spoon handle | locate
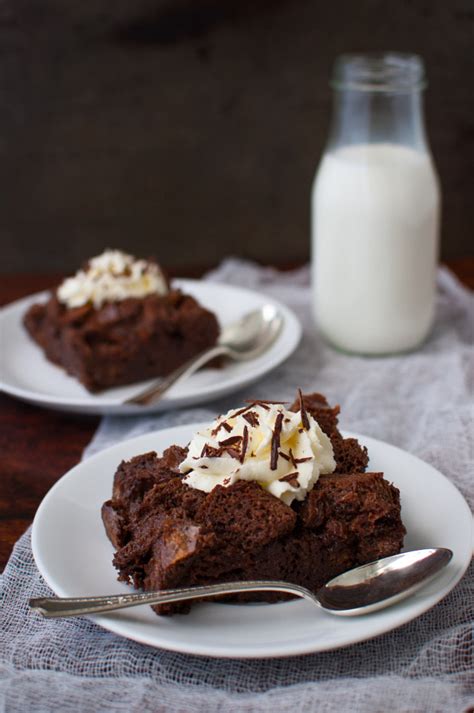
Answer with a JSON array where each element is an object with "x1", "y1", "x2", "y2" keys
[
  {"x1": 124, "y1": 344, "x2": 228, "y2": 406},
  {"x1": 30, "y1": 581, "x2": 317, "y2": 618}
]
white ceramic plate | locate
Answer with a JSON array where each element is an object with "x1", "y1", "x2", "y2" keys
[
  {"x1": 31, "y1": 424, "x2": 472, "y2": 659},
  {"x1": 0, "y1": 280, "x2": 301, "y2": 415}
]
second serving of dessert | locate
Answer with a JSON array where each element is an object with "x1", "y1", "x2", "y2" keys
[
  {"x1": 102, "y1": 390, "x2": 406, "y2": 614},
  {"x1": 23, "y1": 249, "x2": 220, "y2": 392}
]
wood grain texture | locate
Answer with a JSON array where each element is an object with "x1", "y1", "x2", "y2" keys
[
  {"x1": 0, "y1": 260, "x2": 472, "y2": 571},
  {"x1": 0, "y1": 395, "x2": 99, "y2": 569},
  {"x1": 0, "y1": 0, "x2": 473, "y2": 272}
]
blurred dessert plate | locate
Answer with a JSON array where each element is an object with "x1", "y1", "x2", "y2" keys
[{"x1": 0, "y1": 280, "x2": 301, "y2": 415}]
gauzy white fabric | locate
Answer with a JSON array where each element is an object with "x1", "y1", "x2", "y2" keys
[{"x1": 1, "y1": 259, "x2": 473, "y2": 713}]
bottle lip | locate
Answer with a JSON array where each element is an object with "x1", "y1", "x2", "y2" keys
[{"x1": 331, "y1": 53, "x2": 427, "y2": 92}]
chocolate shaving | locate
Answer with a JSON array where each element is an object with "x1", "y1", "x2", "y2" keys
[
  {"x1": 288, "y1": 448, "x2": 297, "y2": 468},
  {"x1": 200, "y1": 443, "x2": 241, "y2": 460},
  {"x1": 211, "y1": 420, "x2": 232, "y2": 436},
  {"x1": 200, "y1": 443, "x2": 220, "y2": 458},
  {"x1": 279, "y1": 451, "x2": 290, "y2": 461},
  {"x1": 294, "y1": 456, "x2": 312, "y2": 464},
  {"x1": 241, "y1": 425, "x2": 249, "y2": 463},
  {"x1": 298, "y1": 388, "x2": 310, "y2": 430},
  {"x1": 243, "y1": 411, "x2": 260, "y2": 427},
  {"x1": 270, "y1": 412, "x2": 284, "y2": 471},
  {"x1": 218, "y1": 435, "x2": 243, "y2": 447},
  {"x1": 232, "y1": 399, "x2": 286, "y2": 418},
  {"x1": 231, "y1": 403, "x2": 255, "y2": 418},
  {"x1": 200, "y1": 465, "x2": 208, "y2": 469},
  {"x1": 279, "y1": 472, "x2": 299, "y2": 487}
]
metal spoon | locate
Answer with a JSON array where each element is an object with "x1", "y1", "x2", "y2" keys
[
  {"x1": 29, "y1": 548, "x2": 452, "y2": 619},
  {"x1": 124, "y1": 304, "x2": 283, "y2": 406}
]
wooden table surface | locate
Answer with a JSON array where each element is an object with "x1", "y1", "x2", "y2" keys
[{"x1": 1, "y1": 259, "x2": 473, "y2": 571}]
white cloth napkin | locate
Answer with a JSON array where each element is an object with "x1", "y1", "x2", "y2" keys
[{"x1": 1, "y1": 259, "x2": 473, "y2": 713}]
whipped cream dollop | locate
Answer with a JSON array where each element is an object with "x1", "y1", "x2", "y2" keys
[
  {"x1": 179, "y1": 399, "x2": 336, "y2": 505},
  {"x1": 57, "y1": 249, "x2": 168, "y2": 309}
]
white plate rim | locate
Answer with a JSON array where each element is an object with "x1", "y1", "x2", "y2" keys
[
  {"x1": 0, "y1": 279, "x2": 302, "y2": 414},
  {"x1": 31, "y1": 424, "x2": 473, "y2": 659}
]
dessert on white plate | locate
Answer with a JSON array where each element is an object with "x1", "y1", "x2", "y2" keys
[
  {"x1": 23, "y1": 249, "x2": 220, "y2": 393},
  {"x1": 0, "y1": 275, "x2": 301, "y2": 414}
]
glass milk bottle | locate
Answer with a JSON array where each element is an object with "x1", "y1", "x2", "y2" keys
[{"x1": 311, "y1": 54, "x2": 440, "y2": 354}]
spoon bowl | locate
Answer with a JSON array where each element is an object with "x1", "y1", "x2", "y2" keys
[
  {"x1": 30, "y1": 548, "x2": 452, "y2": 619},
  {"x1": 219, "y1": 304, "x2": 283, "y2": 357},
  {"x1": 317, "y1": 547, "x2": 453, "y2": 615}
]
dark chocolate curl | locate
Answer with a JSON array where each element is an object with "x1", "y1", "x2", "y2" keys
[
  {"x1": 298, "y1": 388, "x2": 310, "y2": 430},
  {"x1": 270, "y1": 412, "x2": 284, "y2": 471},
  {"x1": 241, "y1": 425, "x2": 249, "y2": 463},
  {"x1": 218, "y1": 435, "x2": 243, "y2": 447},
  {"x1": 279, "y1": 472, "x2": 300, "y2": 487}
]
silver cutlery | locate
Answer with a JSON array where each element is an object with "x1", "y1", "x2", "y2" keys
[{"x1": 30, "y1": 548, "x2": 452, "y2": 619}]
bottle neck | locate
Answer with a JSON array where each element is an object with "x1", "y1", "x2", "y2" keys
[{"x1": 327, "y1": 88, "x2": 429, "y2": 152}]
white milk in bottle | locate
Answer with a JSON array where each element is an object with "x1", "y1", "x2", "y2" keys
[{"x1": 312, "y1": 54, "x2": 440, "y2": 354}]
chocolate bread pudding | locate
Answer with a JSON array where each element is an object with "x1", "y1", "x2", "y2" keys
[
  {"x1": 102, "y1": 391, "x2": 406, "y2": 615},
  {"x1": 23, "y1": 249, "x2": 220, "y2": 392}
]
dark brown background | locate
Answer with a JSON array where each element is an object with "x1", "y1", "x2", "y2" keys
[{"x1": 1, "y1": 0, "x2": 473, "y2": 273}]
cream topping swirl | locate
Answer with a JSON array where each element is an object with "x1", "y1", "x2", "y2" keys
[
  {"x1": 57, "y1": 249, "x2": 168, "y2": 309},
  {"x1": 179, "y1": 400, "x2": 336, "y2": 505}
]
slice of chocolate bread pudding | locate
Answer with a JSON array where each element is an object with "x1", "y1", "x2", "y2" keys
[
  {"x1": 102, "y1": 392, "x2": 405, "y2": 614},
  {"x1": 24, "y1": 249, "x2": 219, "y2": 392}
]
